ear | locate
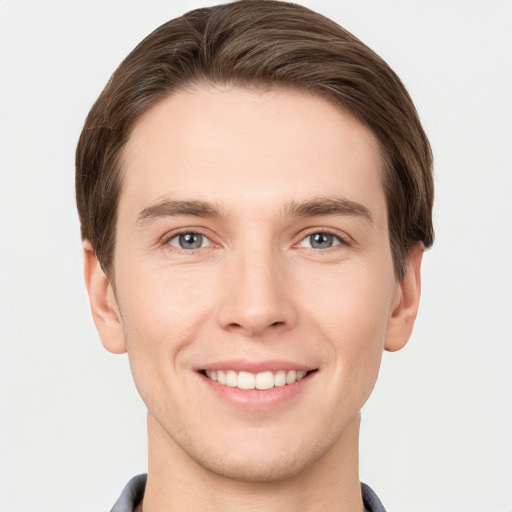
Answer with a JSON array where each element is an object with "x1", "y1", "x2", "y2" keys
[
  {"x1": 83, "y1": 240, "x2": 127, "y2": 354},
  {"x1": 384, "y1": 243, "x2": 424, "y2": 352}
]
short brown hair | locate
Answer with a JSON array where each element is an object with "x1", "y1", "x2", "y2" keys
[{"x1": 76, "y1": 0, "x2": 433, "y2": 279}]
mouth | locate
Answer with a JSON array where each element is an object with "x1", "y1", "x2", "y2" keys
[{"x1": 200, "y1": 368, "x2": 316, "y2": 390}]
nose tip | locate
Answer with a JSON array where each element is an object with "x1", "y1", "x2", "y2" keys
[
  {"x1": 223, "y1": 309, "x2": 287, "y2": 336},
  {"x1": 217, "y1": 255, "x2": 297, "y2": 337}
]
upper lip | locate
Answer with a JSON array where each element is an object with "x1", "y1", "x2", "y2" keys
[{"x1": 196, "y1": 360, "x2": 315, "y2": 373}]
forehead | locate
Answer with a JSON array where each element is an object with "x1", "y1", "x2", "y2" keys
[{"x1": 119, "y1": 86, "x2": 386, "y2": 222}]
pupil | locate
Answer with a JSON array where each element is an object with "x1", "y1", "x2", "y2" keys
[
  {"x1": 311, "y1": 233, "x2": 332, "y2": 248},
  {"x1": 179, "y1": 233, "x2": 202, "y2": 249}
]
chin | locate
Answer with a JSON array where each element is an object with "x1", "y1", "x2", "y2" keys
[
  {"x1": 166, "y1": 419, "x2": 345, "y2": 484},
  {"x1": 189, "y1": 444, "x2": 325, "y2": 483}
]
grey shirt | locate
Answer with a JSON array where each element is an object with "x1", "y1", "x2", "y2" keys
[{"x1": 110, "y1": 474, "x2": 387, "y2": 512}]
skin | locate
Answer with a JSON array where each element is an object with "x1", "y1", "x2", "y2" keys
[{"x1": 84, "y1": 86, "x2": 423, "y2": 512}]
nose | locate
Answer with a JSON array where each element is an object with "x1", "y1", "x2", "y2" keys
[{"x1": 217, "y1": 245, "x2": 298, "y2": 337}]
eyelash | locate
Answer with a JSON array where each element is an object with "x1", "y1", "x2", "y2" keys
[
  {"x1": 294, "y1": 229, "x2": 350, "y2": 250},
  {"x1": 162, "y1": 229, "x2": 215, "y2": 253},
  {"x1": 161, "y1": 227, "x2": 350, "y2": 254}
]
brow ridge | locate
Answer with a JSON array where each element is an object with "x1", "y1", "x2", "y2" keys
[
  {"x1": 137, "y1": 200, "x2": 221, "y2": 225},
  {"x1": 284, "y1": 196, "x2": 373, "y2": 223},
  {"x1": 137, "y1": 196, "x2": 373, "y2": 225}
]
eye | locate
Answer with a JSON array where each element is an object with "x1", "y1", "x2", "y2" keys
[
  {"x1": 300, "y1": 232, "x2": 342, "y2": 249},
  {"x1": 167, "y1": 232, "x2": 210, "y2": 250}
]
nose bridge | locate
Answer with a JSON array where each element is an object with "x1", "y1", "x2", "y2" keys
[{"x1": 218, "y1": 239, "x2": 296, "y2": 335}]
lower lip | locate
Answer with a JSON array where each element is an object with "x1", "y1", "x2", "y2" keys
[{"x1": 199, "y1": 372, "x2": 314, "y2": 410}]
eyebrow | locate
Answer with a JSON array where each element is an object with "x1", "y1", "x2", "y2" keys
[
  {"x1": 137, "y1": 200, "x2": 222, "y2": 225},
  {"x1": 136, "y1": 196, "x2": 373, "y2": 225},
  {"x1": 284, "y1": 196, "x2": 373, "y2": 223}
]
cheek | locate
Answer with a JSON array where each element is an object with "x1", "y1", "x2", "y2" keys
[
  {"x1": 303, "y1": 261, "x2": 394, "y2": 338},
  {"x1": 116, "y1": 267, "x2": 217, "y2": 379},
  {"x1": 118, "y1": 262, "x2": 215, "y2": 333},
  {"x1": 302, "y1": 265, "x2": 395, "y2": 393},
  {"x1": 116, "y1": 271, "x2": 213, "y2": 418}
]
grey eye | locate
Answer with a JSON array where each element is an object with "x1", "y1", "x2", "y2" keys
[
  {"x1": 301, "y1": 232, "x2": 341, "y2": 249},
  {"x1": 168, "y1": 232, "x2": 206, "y2": 249}
]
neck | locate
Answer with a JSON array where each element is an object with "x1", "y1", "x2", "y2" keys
[{"x1": 141, "y1": 413, "x2": 366, "y2": 512}]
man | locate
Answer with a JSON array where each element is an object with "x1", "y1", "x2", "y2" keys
[{"x1": 76, "y1": 1, "x2": 433, "y2": 511}]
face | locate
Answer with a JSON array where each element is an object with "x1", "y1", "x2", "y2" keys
[{"x1": 87, "y1": 86, "x2": 420, "y2": 482}]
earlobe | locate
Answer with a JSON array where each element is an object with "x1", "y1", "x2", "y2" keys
[
  {"x1": 83, "y1": 240, "x2": 127, "y2": 354},
  {"x1": 384, "y1": 244, "x2": 424, "y2": 352}
]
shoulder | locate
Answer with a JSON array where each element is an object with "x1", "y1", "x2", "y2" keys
[
  {"x1": 361, "y1": 482, "x2": 387, "y2": 512},
  {"x1": 108, "y1": 475, "x2": 386, "y2": 512},
  {"x1": 109, "y1": 474, "x2": 147, "y2": 512}
]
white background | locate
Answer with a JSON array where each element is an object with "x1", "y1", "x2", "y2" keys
[{"x1": 0, "y1": 1, "x2": 511, "y2": 511}]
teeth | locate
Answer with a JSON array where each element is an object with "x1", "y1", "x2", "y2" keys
[
  {"x1": 238, "y1": 371, "x2": 255, "y2": 390},
  {"x1": 256, "y1": 371, "x2": 274, "y2": 390},
  {"x1": 204, "y1": 369, "x2": 309, "y2": 390},
  {"x1": 205, "y1": 370, "x2": 218, "y2": 382},
  {"x1": 286, "y1": 370, "x2": 296, "y2": 384},
  {"x1": 226, "y1": 370, "x2": 238, "y2": 387},
  {"x1": 274, "y1": 370, "x2": 286, "y2": 387}
]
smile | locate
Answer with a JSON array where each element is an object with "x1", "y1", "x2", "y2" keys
[{"x1": 203, "y1": 369, "x2": 309, "y2": 390}]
